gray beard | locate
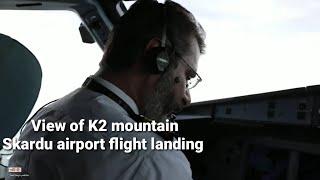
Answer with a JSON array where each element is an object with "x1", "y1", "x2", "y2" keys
[{"x1": 143, "y1": 67, "x2": 178, "y2": 122}]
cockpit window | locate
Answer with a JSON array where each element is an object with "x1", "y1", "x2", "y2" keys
[
  {"x1": 174, "y1": 0, "x2": 320, "y2": 102},
  {"x1": 127, "y1": 0, "x2": 320, "y2": 102},
  {"x1": 2, "y1": 0, "x2": 320, "y2": 106},
  {"x1": 0, "y1": 10, "x2": 103, "y2": 115}
]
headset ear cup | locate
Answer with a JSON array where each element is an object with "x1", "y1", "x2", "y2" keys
[
  {"x1": 144, "y1": 47, "x2": 161, "y2": 74},
  {"x1": 144, "y1": 47, "x2": 169, "y2": 74},
  {"x1": 156, "y1": 49, "x2": 169, "y2": 72}
]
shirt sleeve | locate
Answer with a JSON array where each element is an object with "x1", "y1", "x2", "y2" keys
[{"x1": 132, "y1": 151, "x2": 193, "y2": 180}]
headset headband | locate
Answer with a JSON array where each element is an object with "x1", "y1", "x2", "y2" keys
[{"x1": 161, "y1": 1, "x2": 167, "y2": 48}]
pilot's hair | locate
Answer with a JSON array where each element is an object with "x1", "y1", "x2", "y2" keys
[{"x1": 99, "y1": 0, "x2": 206, "y2": 71}]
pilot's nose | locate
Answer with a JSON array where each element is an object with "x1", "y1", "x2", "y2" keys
[{"x1": 182, "y1": 89, "x2": 191, "y2": 107}]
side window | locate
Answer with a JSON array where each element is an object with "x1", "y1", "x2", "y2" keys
[
  {"x1": 2, "y1": 1, "x2": 320, "y2": 105},
  {"x1": 157, "y1": 0, "x2": 320, "y2": 102},
  {"x1": 0, "y1": 10, "x2": 103, "y2": 114}
]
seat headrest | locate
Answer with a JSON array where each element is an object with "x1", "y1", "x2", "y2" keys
[{"x1": 0, "y1": 33, "x2": 42, "y2": 144}]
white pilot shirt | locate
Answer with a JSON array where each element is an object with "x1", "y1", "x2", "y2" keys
[{"x1": 7, "y1": 75, "x2": 193, "y2": 180}]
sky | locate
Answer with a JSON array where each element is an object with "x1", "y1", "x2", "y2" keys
[
  {"x1": 0, "y1": 0, "x2": 320, "y2": 116},
  {"x1": 175, "y1": 0, "x2": 320, "y2": 102}
]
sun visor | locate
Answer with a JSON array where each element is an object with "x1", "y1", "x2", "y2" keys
[{"x1": 0, "y1": 33, "x2": 42, "y2": 143}]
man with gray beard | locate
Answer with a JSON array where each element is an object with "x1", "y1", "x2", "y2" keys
[
  {"x1": 7, "y1": 0, "x2": 205, "y2": 180},
  {"x1": 142, "y1": 63, "x2": 180, "y2": 122}
]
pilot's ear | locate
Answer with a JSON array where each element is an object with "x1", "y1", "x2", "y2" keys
[
  {"x1": 141, "y1": 37, "x2": 165, "y2": 74},
  {"x1": 144, "y1": 37, "x2": 161, "y2": 54}
]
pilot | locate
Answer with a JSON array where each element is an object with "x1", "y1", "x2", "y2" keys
[{"x1": 7, "y1": 0, "x2": 205, "y2": 179}]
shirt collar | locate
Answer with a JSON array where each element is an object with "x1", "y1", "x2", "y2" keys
[{"x1": 90, "y1": 75, "x2": 140, "y2": 115}]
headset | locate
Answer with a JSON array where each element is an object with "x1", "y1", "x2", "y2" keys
[{"x1": 146, "y1": 0, "x2": 171, "y2": 74}]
